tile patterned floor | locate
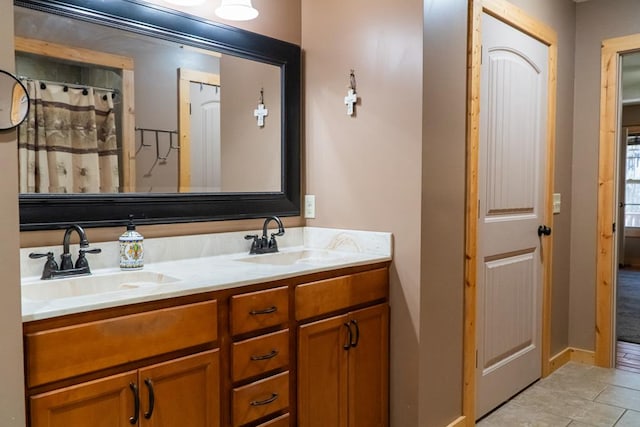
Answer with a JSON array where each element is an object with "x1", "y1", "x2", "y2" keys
[{"x1": 477, "y1": 362, "x2": 640, "y2": 426}]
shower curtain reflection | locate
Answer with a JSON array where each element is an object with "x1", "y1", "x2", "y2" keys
[{"x1": 17, "y1": 79, "x2": 119, "y2": 193}]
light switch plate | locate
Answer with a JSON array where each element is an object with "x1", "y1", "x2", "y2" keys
[
  {"x1": 304, "y1": 195, "x2": 316, "y2": 219},
  {"x1": 553, "y1": 193, "x2": 561, "y2": 214}
]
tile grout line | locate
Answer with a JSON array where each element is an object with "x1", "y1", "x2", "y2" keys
[{"x1": 611, "y1": 408, "x2": 626, "y2": 426}]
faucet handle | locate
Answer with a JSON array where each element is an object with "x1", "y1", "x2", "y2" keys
[
  {"x1": 29, "y1": 252, "x2": 60, "y2": 280},
  {"x1": 29, "y1": 251, "x2": 59, "y2": 267},
  {"x1": 80, "y1": 248, "x2": 102, "y2": 255},
  {"x1": 29, "y1": 251, "x2": 55, "y2": 260},
  {"x1": 75, "y1": 247, "x2": 102, "y2": 270},
  {"x1": 245, "y1": 234, "x2": 262, "y2": 254}
]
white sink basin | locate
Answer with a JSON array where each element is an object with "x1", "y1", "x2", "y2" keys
[
  {"x1": 21, "y1": 271, "x2": 180, "y2": 300},
  {"x1": 236, "y1": 249, "x2": 351, "y2": 266}
]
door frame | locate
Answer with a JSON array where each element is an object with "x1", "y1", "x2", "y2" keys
[
  {"x1": 177, "y1": 67, "x2": 221, "y2": 193},
  {"x1": 595, "y1": 34, "x2": 640, "y2": 368},
  {"x1": 464, "y1": 0, "x2": 558, "y2": 422}
]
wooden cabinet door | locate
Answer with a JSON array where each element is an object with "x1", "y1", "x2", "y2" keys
[
  {"x1": 30, "y1": 371, "x2": 137, "y2": 427},
  {"x1": 298, "y1": 313, "x2": 349, "y2": 427},
  {"x1": 347, "y1": 304, "x2": 389, "y2": 427},
  {"x1": 139, "y1": 350, "x2": 220, "y2": 427}
]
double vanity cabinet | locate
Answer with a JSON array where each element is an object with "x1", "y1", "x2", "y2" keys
[{"x1": 23, "y1": 261, "x2": 390, "y2": 427}]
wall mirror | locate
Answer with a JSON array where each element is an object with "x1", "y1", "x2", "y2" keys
[
  {"x1": 15, "y1": 0, "x2": 300, "y2": 230},
  {"x1": 0, "y1": 69, "x2": 29, "y2": 130}
]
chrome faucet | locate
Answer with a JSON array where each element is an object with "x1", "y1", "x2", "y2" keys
[
  {"x1": 29, "y1": 224, "x2": 102, "y2": 280},
  {"x1": 245, "y1": 216, "x2": 285, "y2": 254}
]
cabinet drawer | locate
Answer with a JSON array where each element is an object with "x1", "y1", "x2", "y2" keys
[
  {"x1": 256, "y1": 413, "x2": 289, "y2": 427},
  {"x1": 232, "y1": 371, "x2": 289, "y2": 427},
  {"x1": 232, "y1": 329, "x2": 289, "y2": 382},
  {"x1": 26, "y1": 300, "x2": 218, "y2": 388},
  {"x1": 295, "y1": 268, "x2": 388, "y2": 320},
  {"x1": 231, "y1": 286, "x2": 289, "y2": 335}
]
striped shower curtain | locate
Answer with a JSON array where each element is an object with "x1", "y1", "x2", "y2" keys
[{"x1": 18, "y1": 80, "x2": 120, "y2": 193}]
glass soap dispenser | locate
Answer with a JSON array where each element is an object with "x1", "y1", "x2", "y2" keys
[{"x1": 119, "y1": 215, "x2": 144, "y2": 270}]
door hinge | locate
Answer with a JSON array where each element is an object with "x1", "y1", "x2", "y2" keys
[
  {"x1": 189, "y1": 102, "x2": 192, "y2": 115},
  {"x1": 480, "y1": 45, "x2": 483, "y2": 65},
  {"x1": 475, "y1": 350, "x2": 478, "y2": 368},
  {"x1": 613, "y1": 222, "x2": 616, "y2": 233},
  {"x1": 478, "y1": 200, "x2": 480, "y2": 219}
]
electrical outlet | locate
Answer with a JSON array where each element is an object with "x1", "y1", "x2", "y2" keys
[{"x1": 304, "y1": 195, "x2": 316, "y2": 219}]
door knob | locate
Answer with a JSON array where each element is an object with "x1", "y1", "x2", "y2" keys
[{"x1": 537, "y1": 225, "x2": 552, "y2": 237}]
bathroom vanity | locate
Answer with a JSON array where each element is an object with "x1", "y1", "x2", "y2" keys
[{"x1": 21, "y1": 227, "x2": 391, "y2": 427}]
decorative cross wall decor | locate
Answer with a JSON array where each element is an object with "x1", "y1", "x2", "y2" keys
[
  {"x1": 254, "y1": 88, "x2": 268, "y2": 127},
  {"x1": 344, "y1": 89, "x2": 357, "y2": 116},
  {"x1": 254, "y1": 103, "x2": 268, "y2": 127},
  {"x1": 344, "y1": 69, "x2": 358, "y2": 116}
]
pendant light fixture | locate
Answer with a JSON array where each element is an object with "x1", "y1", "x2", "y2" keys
[{"x1": 215, "y1": 0, "x2": 259, "y2": 21}]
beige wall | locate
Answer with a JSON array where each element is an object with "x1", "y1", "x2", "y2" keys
[
  {"x1": 301, "y1": 0, "x2": 424, "y2": 425},
  {"x1": 571, "y1": 0, "x2": 640, "y2": 350},
  {"x1": 0, "y1": 0, "x2": 26, "y2": 423},
  {"x1": 421, "y1": 0, "x2": 467, "y2": 424}
]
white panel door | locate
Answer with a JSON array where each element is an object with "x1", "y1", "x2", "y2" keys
[
  {"x1": 477, "y1": 12, "x2": 549, "y2": 418},
  {"x1": 189, "y1": 82, "x2": 221, "y2": 192}
]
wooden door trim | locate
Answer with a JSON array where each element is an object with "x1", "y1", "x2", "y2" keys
[
  {"x1": 177, "y1": 68, "x2": 221, "y2": 192},
  {"x1": 464, "y1": 0, "x2": 557, "y2": 423},
  {"x1": 595, "y1": 33, "x2": 640, "y2": 368}
]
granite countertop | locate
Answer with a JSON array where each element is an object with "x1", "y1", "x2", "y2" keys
[{"x1": 20, "y1": 227, "x2": 392, "y2": 322}]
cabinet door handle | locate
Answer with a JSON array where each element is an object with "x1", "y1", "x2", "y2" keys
[
  {"x1": 144, "y1": 378, "x2": 155, "y2": 419},
  {"x1": 129, "y1": 382, "x2": 139, "y2": 425},
  {"x1": 350, "y1": 319, "x2": 360, "y2": 348},
  {"x1": 250, "y1": 392, "x2": 279, "y2": 406},
  {"x1": 250, "y1": 349, "x2": 279, "y2": 361},
  {"x1": 343, "y1": 323, "x2": 352, "y2": 350},
  {"x1": 249, "y1": 306, "x2": 277, "y2": 315}
]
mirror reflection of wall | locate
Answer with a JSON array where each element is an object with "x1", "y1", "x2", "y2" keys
[
  {"x1": 13, "y1": 5, "x2": 282, "y2": 195},
  {"x1": 220, "y1": 55, "x2": 282, "y2": 193}
]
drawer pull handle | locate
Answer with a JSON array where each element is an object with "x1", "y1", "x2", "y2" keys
[
  {"x1": 129, "y1": 382, "x2": 139, "y2": 425},
  {"x1": 144, "y1": 378, "x2": 155, "y2": 419},
  {"x1": 250, "y1": 306, "x2": 277, "y2": 315},
  {"x1": 250, "y1": 392, "x2": 279, "y2": 406},
  {"x1": 250, "y1": 349, "x2": 279, "y2": 361}
]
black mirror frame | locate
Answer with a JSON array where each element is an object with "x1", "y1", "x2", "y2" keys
[
  {"x1": 0, "y1": 69, "x2": 29, "y2": 130},
  {"x1": 16, "y1": 0, "x2": 300, "y2": 231}
]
